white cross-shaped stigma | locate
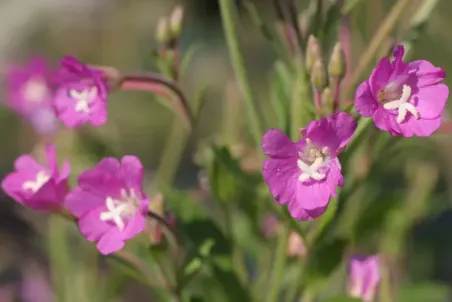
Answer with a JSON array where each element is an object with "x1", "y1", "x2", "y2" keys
[
  {"x1": 382, "y1": 84, "x2": 419, "y2": 124},
  {"x1": 22, "y1": 171, "x2": 50, "y2": 192},
  {"x1": 297, "y1": 157, "x2": 326, "y2": 182},
  {"x1": 70, "y1": 87, "x2": 98, "y2": 113},
  {"x1": 100, "y1": 197, "x2": 128, "y2": 231}
]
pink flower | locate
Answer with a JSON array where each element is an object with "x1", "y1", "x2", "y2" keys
[
  {"x1": 4, "y1": 57, "x2": 58, "y2": 136},
  {"x1": 53, "y1": 56, "x2": 108, "y2": 128},
  {"x1": 262, "y1": 112, "x2": 357, "y2": 220},
  {"x1": 65, "y1": 156, "x2": 149, "y2": 255},
  {"x1": 348, "y1": 255, "x2": 380, "y2": 302},
  {"x1": 1, "y1": 144, "x2": 70, "y2": 211},
  {"x1": 355, "y1": 45, "x2": 449, "y2": 137}
]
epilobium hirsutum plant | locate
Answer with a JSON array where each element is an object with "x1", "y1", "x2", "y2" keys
[{"x1": 0, "y1": 0, "x2": 450, "y2": 301}]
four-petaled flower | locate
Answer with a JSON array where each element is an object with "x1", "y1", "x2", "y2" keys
[
  {"x1": 1, "y1": 144, "x2": 70, "y2": 210},
  {"x1": 355, "y1": 45, "x2": 449, "y2": 137},
  {"x1": 53, "y1": 56, "x2": 108, "y2": 128},
  {"x1": 262, "y1": 112, "x2": 357, "y2": 220},
  {"x1": 348, "y1": 255, "x2": 381, "y2": 302},
  {"x1": 4, "y1": 56, "x2": 59, "y2": 136},
  {"x1": 65, "y1": 156, "x2": 149, "y2": 255}
]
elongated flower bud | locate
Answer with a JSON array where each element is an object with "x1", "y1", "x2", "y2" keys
[
  {"x1": 311, "y1": 59, "x2": 327, "y2": 90},
  {"x1": 306, "y1": 35, "x2": 322, "y2": 72},
  {"x1": 156, "y1": 17, "x2": 171, "y2": 45},
  {"x1": 169, "y1": 6, "x2": 184, "y2": 38},
  {"x1": 328, "y1": 42, "x2": 346, "y2": 80}
]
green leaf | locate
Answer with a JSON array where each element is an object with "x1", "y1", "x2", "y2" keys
[
  {"x1": 107, "y1": 255, "x2": 149, "y2": 285},
  {"x1": 271, "y1": 61, "x2": 292, "y2": 133},
  {"x1": 208, "y1": 146, "x2": 258, "y2": 205},
  {"x1": 181, "y1": 44, "x2": 204, "y2": 76},
  {"x1": 342, "y1": 0, "x2": 366, "y2": 14},
  {"x1": 397, "y1": 282, "x2": 450, "y2": 302},
  {"x1": 75, "y1": 129, "x2": 118, "y2": 163},
  {"x1": 303, "y1": 237, "x2": 348, "y2": 287}
]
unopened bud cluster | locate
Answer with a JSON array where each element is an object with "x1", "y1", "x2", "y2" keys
[
  {"x1": 305, "y1": 35, "x2": 347, "y2": 113},
  {"x1": 155, "y1": 6, "x2": 185, "y2": 48}
]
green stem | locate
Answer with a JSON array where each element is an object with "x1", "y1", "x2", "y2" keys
[
  {"x1": 154, "y1": 119, "x2": 188, "y2": 188},
  {"x1": 290, "y1": 59, "x2": 310, "y2": 140},
  {"x1": 266, "y1": 225, "x2": 289, "y2": 302},
  {"x1": 219, "y1": 0, "x2": 263, "y2": 144}
]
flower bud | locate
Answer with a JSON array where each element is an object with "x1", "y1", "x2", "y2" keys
[
  {"x1": 328, "y1": 42, "x2": 346, "y2": 80},
  {"x1": 311, "y1": 59, "x2": 327, "y2": 90},
  {"x1": 322, "y1": 87, "x2": 333, "y2": 110},
  {"x1": 155, "y1": 17, "x2": 171, "y2": 45},
  {"x1": 306, "y1": 35, "x2": 322, "y2": 72},
  {"x1": 169, "y1": 5, "x2": 184, "y2": 38}
]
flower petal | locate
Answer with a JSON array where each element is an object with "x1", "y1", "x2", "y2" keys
[
  {"x1": 122, "y1": 213, "x2": 146, "y2": 240},
  {"x1": 121, "y1": 155, "x2": 144, "y2": 193},
  {"x1": 295, "y1": 181, "x2": 331, "y2": 211},
  {"x1": 262, "y1": 129, "x2": 297, "y2": 158},
  {"x1": 14, "y1": 155, "x2": 43, "y2": 173},
  {"x1": 369, "y1": 58, "x2": 392, "y2": 97},
  {"x1": 355, "y1": 81, "x2": 378, "y2": 117},
  {"x1": 288, "y1": 200, "x2": 328, "y2": 221},
  {"x1": 77, "y1": 157, "x2": 124, "y2": 198},
  {"x1": 78, "y1": 207, "x2": 112, "y2": 242},
  {"x1": 65, "y1": 187, "x2": 106, "y2": 217},
  {"x1": 326, "y1": 112, "x2": 357, "y2": 149},
  {"x1": 373, "y1": 108, "x2": 401, "y2": 135},
  {"x1": 262, "y1": 157, "x2": 299, "y2": 205},
  {"x1": 97, "y1": 228, "x2": 125, "y2": 255},
  {"x1": 413, "y1": 83, "x2": 448, "y2": 119},
  {"x1": 397, "y1": 115, "x2": 441, "y2": 137},
  {"x1": 409, "y1": 60, "x2": 446, "y2": 88}
]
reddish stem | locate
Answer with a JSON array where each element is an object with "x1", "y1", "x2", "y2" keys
[{"x1": 119, "y1": 73, "x2": 194, "y2": 129}]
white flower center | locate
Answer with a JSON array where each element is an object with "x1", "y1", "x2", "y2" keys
[
  {"x1": 69, "y1": 87, "x2": 98, "y2": 113},
  {"x1": 22, "y1": 170, "x2": 50, "y2": 192},
  {"x1": 99, "y1": 188, "x2": 140, "y2": 231},
  {"x1": 297, "y1": 138, "x2": 329, "y2": 183},
  {"x1": 382, "y1": 84, "x2": 419, "y2": 123},
  {"x1": 22, "y1": 79, "x2": 48, "y2": 103}
]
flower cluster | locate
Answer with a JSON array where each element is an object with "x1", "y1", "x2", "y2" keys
[
  {"x1": 2, "y1": 144, "x2": 149, "y2": 255},
  {"x1": 3, "y1": 56, "x2": 109, "y2": 134},
  {"x1": 262, "y1": 45, "x2": 448, "y2": 221}
]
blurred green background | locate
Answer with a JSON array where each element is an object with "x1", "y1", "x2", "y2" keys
[{"x1": 1, "y1": 0, "x2": 452, "y2": 301}]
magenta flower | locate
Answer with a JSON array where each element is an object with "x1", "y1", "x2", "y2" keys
[
  {"x1": 262, "y1": 112, "x2": 357, "y2": 220},
  {"x1": 1, "y1": 144, "x2": 70, "y2": 211},
  {"x1": 355, "y1": 45, "x2": 448, "y2": 137},
  {"x1": 53, "y1": 56, "x2": 108, "y2": 128},
  {"x1": 65, "y1": 156, "x2": 149, "y2": 255},
  {"x1": 4, "y1": 57, "x2": 58, "y2": 136},
  {"x1": 348, "y1": 255, "x2": 380, "y2": 302}
]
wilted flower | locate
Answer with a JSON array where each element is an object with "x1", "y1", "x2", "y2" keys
[
  {"x1": 1, "y1": 144, "x2": 70, "y2": 211},
  {"x1": 4, "y1": 57, "x2": 58, "y2": 136},
  {"x1": 53, "y1": 56, "x2": 108, "y2": 128},
  {"x1": 355, "y1": 45, "x2": 448, "y2": 137},
  {"x1": 65, "y1": 156, "x2": 149, "y2": 255},
  {"x1": 348, "y1": 255, "x2": 380, "y2": 302},
  {"x1": 262, "y1": 112, "x2": 357, "y2": 220}
]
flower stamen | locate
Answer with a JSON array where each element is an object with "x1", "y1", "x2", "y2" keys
[
  {"x1": 382, "y1": 84, "x2": 419, "y2": 123},
  {"x1": 70, "y1": 87, "x2": 98, "y2": 113},
  {"x1": 99, "y1": 188, "x2": 140, "y2": 231},
  {"x1": 22, "y1": 171, "x2": 50, "y2": 192}
]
